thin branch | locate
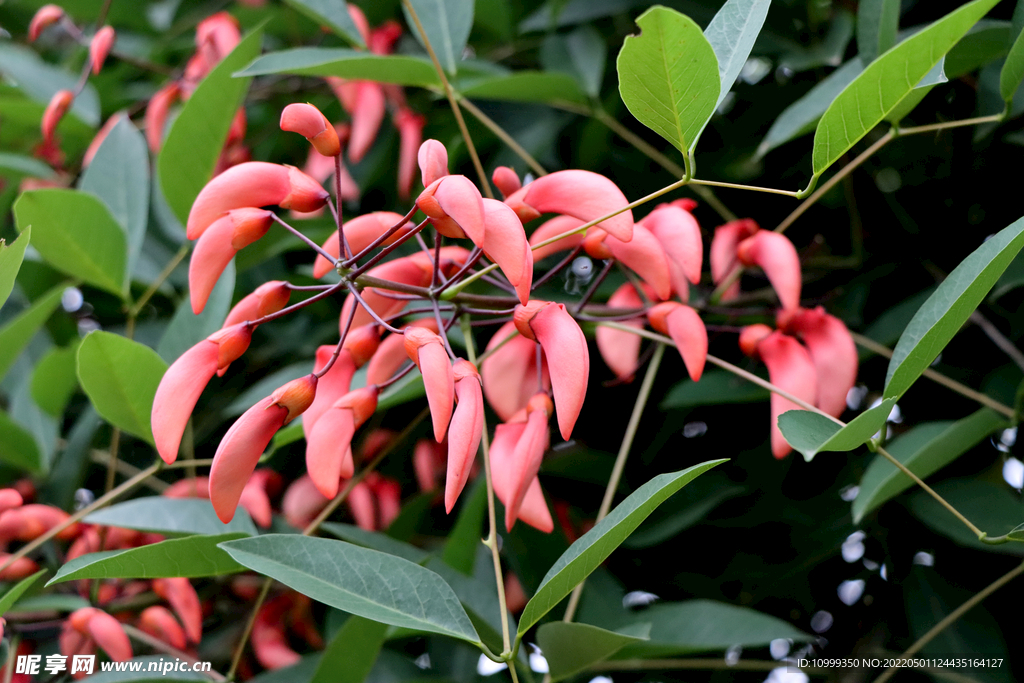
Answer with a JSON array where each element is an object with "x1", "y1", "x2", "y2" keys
[
  {"x1": 969, "y1": 311, "x2": 1024, "y2": 374},
  {"x1": 688, "y1": 178, "x2": 800, "y2": 197},
  {"x1": 271, "y1": 213, "x2": 337, "y2": 262},
  {"x1": 458, "y1": 98, "x2": 547, "y2": 177},
  {"x1": 896, "y1": 113, "x2": 1004, "y2": 136},
  {"x1": 127, "y1": 244, "x2": 190, "y2": 317}
]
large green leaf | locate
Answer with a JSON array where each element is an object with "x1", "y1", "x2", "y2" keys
[
  {"x1": 661, "y1": 368, "x2": 769, "y2": 409},
  {"x1": 945, "y1": 20, "x2": 1014, "y2": 78},
  {"x1": 85, "y1": 498, "x2": 257, "y2": 538},
  {"x1": 30, "y1": 343, "x2": 79, "y2": 417},
  {"x1": 458, "y1": 72, "x2": 589, "y2": 106},
  {"x1": 220, "y1": 535, "x2": 481, "y2": 644},
  {"x1": 48, "y1": 533, "x2": 247, "y2": 584},
  {"x1": 703, "y1": 0, "x2": 771, "y2": 109},
  {"x1": 0, "y1": 226, "x2": 30, "y2": 308},
  {"x1": 0, "y1": 42, "x2": 99, "y2": 126},
  {"x1": 538, "y1": 622, "x2": 650, "y2": 681},
  {"x1": 77, "y1": 331, "x2": 168, "y2": 445},
  {"x1": 777, "y1": 398, "x2": 897, "y2": 462},
  {"x1": 402, "y1": 0, "x2": 474, "y2": 75},
  {"x1": 885, "y1": 216, "x2": 1024, "y2": 400},
  {"x1": 518, "y1": 460, "x2": 726, "y2": 636},
  {"x1": 159, "y1": 28, "x2": 263, "y2": 224},
  {"x1": 853, "y1": 409, "x2": 1006, "y2": 523},
  {"x1": 908, "y1": 480, "x2": 1024, "y2": 555},
  {"x1": 156, "y1": 261, "x2": 234, "y2": 363},
  {"x1": 311, "y1": 615, "x2": 387, "y2": 683},
  {"x1": 617, "y1": 6, "x2": 720, "y2": 156},
  {"x1": 857, "y1": 0, "x2": 900, "y2": 64},
  {"x1": 0, "y1": 284, "x2": 65, "y2": 383},
  {"x1": 0, "y1": 410, "x2": 43, "y2": 474},
  {"x1": 78, "y1": 115, "x2": 150, "y2": 282},
  {"x1": 283, "y1": 0, "x2": 367, "y2": 46},
  {"x1": 0, "y1": 570, "x2": 45, "y2": 615},
  {"x1": 1001, "y1": 23, "x2": 1024, "y2": 101},
  {"x1": 236, "y1": 49, "x2": 442, "y2": 88},
  {"x1": 14, "y1": 190, "x2": 126, "y2": 297},
  {"x1": 812, "y1": 0, "x2": 999, "y2": 176}
]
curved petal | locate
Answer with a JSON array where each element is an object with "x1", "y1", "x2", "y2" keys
[
  {"x1": 528, "y1": 215, "x2": 586, "y2": 261},
  {"x1": 595, "y1": 283, "x2": 644, "y2": 381},
  {"x1": 737, "y1": 231, "x2": 802, "y2": 312},
  {"x1": 446, "y1": 361, "x2": 483, "y2": 512},
  {"x1": 347, "y1": 81, "x2": 386, "y2": 163},
  {"x1": 138, "y1": 606, "x2": 187, "y2": 651},
  {"x1": 281, "y1": 475, "x2": 330, "y2": 529},
  {"x1": 189, "y1": 214, "x2": 239, "y2": 315},
  {"x1": 709, "y1": 219, "x2": 759, "y2": 301},
  {"x1": 757, "y1": 332, "x2": 818, "y2": 458},
  {"x1": 89, "y1": 26, "x2": 115, "y2": 76},
  {"x1": 395, "y1": 109, "x2": 426, "y2": 200},
  {"x1": 649, "y1": 303, "x2": 707, "y2": 382},
  {"x1": 303, "y1": 348, "x2": 356, "y2": 441},
  {"x1": 643, "y1": 204, "x2": 703, "y2": 291},
  {"x1": 347, "y1": 480, "x2": 376, "y2": 530},
  {"x1": 480, "y1": 322, "x2": 547, "y2": 421},
  {"x1": 366, "y1": 318, "x2": 437, "y2": 386},
  {"x1": 430, "y1": 175, "x2": 486, "y2": 243},
  {"x1": 512, "y1": 170, "x2": 634, "y2": 242},
  {"x1": 405, "y1": 328, "x2": 455, "y2": 442},
  {"x1": 505, "y1": 399, "x2": 551, "y2": 530},
  {"x1": 482, "y1": 198, "x2": 533, "y2": 303},
  {"x1": 418, "y1": 139, "x2": 449, "y2": 188},
  {"x1": 152, "y1": 340, "x2": 219, "y2": 464},
  {"x1": 223, "y1": 281, "x2": 290, "y2": 329},
  {"x1": 786, "y1": 308, "x2": 857, "y2": 418},
  {"x1": 599, "y1": 224, "x2": 672, "y2": 300},
  {"x1": 492, "y1": 166, "x2": 521, "y2": 198},
  {"x1": 153, "y1": 578, "x2": 202, "y2": 644},
  {"x1": 85, "y1": 610, "x2": 132, "y2": 662},
  {"x1": 306, "y1": 408, "x2": 356, "y2": 499}
]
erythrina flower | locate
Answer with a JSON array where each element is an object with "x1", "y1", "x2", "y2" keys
[
  {"x1": 503, "y1": 169, "x2": 634, "y2": 242},
  {"x1": 348, "y1": 473, "x2": 402, "y2": 531},
  {"x1": 189, "y1": 208, "x2": 274, "y2": 313},
  {"x1": 0, "y1": 554, "x2": 40, "y2": 581},
  {"x1": 395, "y1": 108, "x2": 426, "y2": 200},
  {"x1": 490, "y1": 408, "x2": 554, "y2": 533},
  {"x1": 138, "y1": 606, "x2": 187, "y2": 651},
  {"x1": 210, "y1": 375, "x2": 318, "y2": 522},
  {"x1": 222, "y1": 281, "x2": 291, "y2": 329},
  {"x1": 366, "y1": 318, "x2": 436, "y2": 386},
  {"x1": 480, "y1": 320, "x2": 549, "y2": 421},
  {"x1": 582, "y1": 224, "x2": 672, "y2": 300},
  {"x1": 446, "y1": 360, "x2": 484, "y2": 512},
  {"x1": 418, "y1": 138, "x2": 449, "y2": 188},
  {"x1": 779, "y1": 307, "x2": 858, "y2": 418},
  {"x1": 413, "y1": 438, "x2": 446, "y2": 492},
  {"x1": 417, "y1": 174, "x2": 486, "y2": 243},
  {"x1": 736, "y1": 230, "x2": 802, "y2": 312},
  {"x1": 404, "y1": 327, "x2": 455, "y2": 442},
  {"x1": 492, "y1": 166, "x2": 522, "y2": 198},
  {"x1": 313, "y1": 211, "x2": 415, "y2": 278},
  {"x1": 528, "y1": 215, "x2": 586, "y2": 260},
  {"x1": 280, "y1": 103, "x2": 340, "y2": 157},
  {"x1": 152, "y1": 323, "x2": 253, "y2": 464},
  {"x1": 710, "y1": 218, "x2": 759, "y2": 301},
  {"x1": 62, "y1": 608, "x2": 132, "y2": 667},
  {"x1": 0, "y1": 488, "x2": 23, "y2": 514},
  {"x1": 144, "y1": 83, "x2": 181, "y2": 153},
  {"x1": 303, "y1": 325, "x2": 380, "y2": 442},
  {"x1": 41, "y1": 90, "x2": 74, "y2": 145},
  {"x1": 346, "y1": 81, "x2": 386, "y2": 163},
  {"x1": 481, "y1": 198, "x2": 533, "y2": 304},
  {"x1": 0, "y1": 504, "x2": 79, "y2": 543},
  {"x1": 514, "y1": 301, "x2": 589, "y2": 439},
  {"x1": 640, "y1": 201, "x2": 703, "y2": 300},
  {"x1": 194, "y1": 12, "x2": 241, "y2": 71},
  {"x1": 647, "y1": 301, "x2": 707, "y2": 381},
  {"x1": 89, "y1": 26, "x2": 115, "y2": 75},
  {"x1": 29, "y1": 5, "x2": 64, "y2": 42},
  {"x1": 152, "y1": 577, "x2": 202, "y2": 644},
  {"x1": 505, "y1": 394, "x2": 554, "y2": 530},
  {"x1": 186, "y1": 162, "x2": 328, "y2": 240},
  {"x1": 595, "y1": 283, "x2": 645, "y2": 381},
  {"x1": 306, "y1": 386, "x2": 379, "y2": 498}
]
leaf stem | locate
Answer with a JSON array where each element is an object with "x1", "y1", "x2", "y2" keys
[
  {"x1": 895, "y1": 113, "x2": 1004, "y2": 136},
  {"x1": 458, "y1": 98, "x2": 548, "y2": 178},
  {"x1": 226, "y1": 576, "x2": 272, "y2": 680},
  {"x1": 688, "y1": 178, "x2": 800, "y2": 197}
]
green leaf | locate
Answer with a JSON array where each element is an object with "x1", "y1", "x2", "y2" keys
[
  {"x1": 624, "y1": 475, "x2": 743, "y2": 549},
  {"x1": 539, "y1": 26, "x2": 607, "y2": 98},
  {"x1": 85, "y1": 497, "x2": 257, "y2": 538},
  {"x1": 220, "y1": 535, "x2": 481, "y2": 643},
  {"x1": 0, "y1": 42, "x2": 100, "y2": 126},
  {"x1": 611, "y1": 600, "x2": 811, "y2": 658},
  {"x1": 159, "y1": 27, "x2": 263, "y2": 224},
  {"x1": 6, "y1": 594, "x2": 88, "y2": 614},
  {"x1": 156, "y1": 261, "x2": 235, "y2": 363},
  {"x1": 518, "y1": 460, "x2": 725, "y2": 636},
  {"x1": 442, "y1": 478, "x2": 487, "y2": 575},
  {"x1": 812, "y1": 0, "x2": 999, "y2": 176},
  {"x1": 853, "y1": 409, "x2": 1006, "y2": 523},
  {"x1": 0, "y1": 569, "x2": 45, "y2": 615},
  {"x1": 14, "y1": 189, "x2": 126, "y2": 297},
  {"x1": 402, "y1": 0, "x2": 474, "y2": 75},
  {"x1": 63, "y1": 656, "x2": 213, "y2": 683},
  {"x1": 908, "y1": 480, "x2": 1024, "y2": 555},
  {"x1": 77, "y1": 331, "x2": 168, "y2": 445},
  {"x1": 1008, "y1": 523, "x2": 1024, "y2": 542},
  {"x1": 48, "y1": 533, "x2": 247, "y2": 585},
  {"x1": 283, "y1": 0, "x2": 367, "y2": 46},
  {"x1": 779, "y1": 11, "x2": 855, "y2": 73},
  {"x1": 885, "y1": 216, "x2": 1024, "y2": 400},
  {"x1": 617, "y1": 6, "x2": 720, "y2": 155},
  {"x1": 0, "y1": 153, "x2": 57, "y2": 179},
  {"x1": 945, "y1": 20, "x2": 1013, "y2": 78},
  {"x1": 321, "y1": 523, "x2": 430, "y2": 563},
  {"x1": 311, "y1": 615, "x2": 387, "y2": 683},
  {"x1": 0, "y1": 284, "x2": 65, "y2": 383},
  {"x1": 704, "y1": 0, "x2": 771, "y2": 110},
  {"x1": 1000, "y1": 23, "x2": 1024, "y2": 101},
  {"x1": 857, "y1": 0, "x2": 900, "y2": 64},
  {"x1": 236, "y1": 49, "x2": 442, "y2": 88},
  {"x1": 0, "y1": 227, "x2": 31, "y2": 310},
  {"x1": 78, "y1": 115, "x2": 150, "y2": 283},
  {"x1": 538, "y1": 622, "x2": 650, "y2": 681},
  {"x1": 661, "y1": 369, "x2": 769, "y2": 409},
  {"x1": 30, "y1": 343, "x2": 80, "y2": 416},
  {"x1": 458, "y1": 72, "x2": 589, "y2": 106},
  {"x1": 757, "y1": 58, "x2": 864, "y2": 159},
  {"x1": 777, "y1": 398, "x2": 897, "y2": 462}
]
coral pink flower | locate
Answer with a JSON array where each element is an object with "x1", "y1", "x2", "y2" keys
[
  {"x1": 144, "y1": 83, "x2": 181, "y2": 154},
  {"x1": 404, "y1": 328, "x2": 455, "y2": 442},
  {"x1": 413, "y1": 439, "x2": 446, "y2": 492},
  {"x1": 210, "y1": 375, "x2": 318, "y2": 522},
  {"x1": 0, "y1": 488, "x2": 23, "y2": 514},
  {"x1": 528, "y1": 215, "x2": 586, "y2": 261},
  {"x1": 780, "y1": 307, "x2": 857, "y2": 418},
  {"x1": 281, "y1": 475, "x2": 329, "y2": 529},
  {"x1": 480, "y1": 320, "x2": 549, "y2": 421},
  {"x1": 252, "y1": 596, "x2": 302, "y2": 670},
  {"x1": 417, "y1": 175, "x2": 486, "y2": 242},
  {"x1": 307, "y1": 386, "x2": 379, "y2": 498},
  {"x1": 238, "y1": 469, "x2": 283, "y2": 528},
  {"x1": 41, "y1": 90, "x2": 74, "y2": 145},
  {"x1": 740, "y1": 325, "x2": 817, "y2": 459},
  {"x1": 153, "y1": 577, "x2": 202, "y2": 644},
  {"x1": 189, "y1": 208, "x2": 274, "y2": 313},
  {"x1": 490, "y1": 411, "x2": 554, "y2": 533},
  {"x1": 418, "y1": 139, "x2": 449, "y2": 188},
  {"x1": 186, "y1": 162, "x2": 328, "y2": 239},
  {"x1": 583, "y1": 225, "x2": 672, "y2": 300},
  {"x1": 89, "y1": 26, "x2": 115, "y2": 75},
  {"x1": 0, "y1": 504, "x2": 78, "y2": 542},
  {"x1": 348, "y1": 473, "x2": 401, "y2": 531},
  {"x1": 736, "y1": 230, "x2": 802, "y2": 312},
  {"x1": 280, "y1": 103, "x2": 340, "y2": 157},
  {"x1": 29, "y1": 5, "x2": 64, "y2": 42},
  {"x1": 395, "y1": 108, "x2": 426, "y2": 200},
  {"x1": 710, "y1": 219, "x2": 759, "y2": 301},
  {"x1": 482, "y1": 198, "x2": 533, "y2": 304},
  {"x1": 647, "y1": 302, "x2": 707, "y2": 382},
  {"x1": 138, "y1": 606, "x2": 187, "y2": 650},
  {"x1": 503, "y1": 170, "x2": 634, "y2": 242},
  {"x1": 152, "y1": 323, "x2": 253, "y2": 464},
  {"x1": 514, "y1": 301, "x2": 589, "y2": 439},
  {"x1": 366, "y1": 318, "x2": 436, "y2": 386},
  {"x1": 446, "y1": 360, "x2": 483, "y2": 512},
  {"x1": 492, "y1": 166, "x2": 522, "y2": 198},
  {"x1": 505, "y1": 394, "x2": 553, "y2": 530},
  {"x1": 313, "y1": 211, "x2": 414, "y2": 278},
  {"x1": 0, "y1": 555, "x2": 40, "y2": 581},
  {"x1": 347, "y1": 81, "x2": 386, "y2": 162},
  {"x1": 222, "y1": 281, "x2": 291, "y2": 329},
  {"x1": 63, "y1": 608, "x2": 132, "y2": 665},
  {"x1": 303, "y1": 325, "x2": 380, "y2": 441},
  {"x1": 595, "y1": 283, "x2": 645, "y2": 381},
  {"x1": 195, "y1": 12, "x2": 241, "y2": 69},
  {"x1": 641, "y1": 202, "x2": 703, "y2": 299}
]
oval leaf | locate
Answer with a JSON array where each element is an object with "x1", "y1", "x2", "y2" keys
[
  {"x1": 159, "y1": 27, "x2": 263, "y2": 224},
  {"x1": 0, "y1": 226, "x2": 30, "y2": 308},
  {"x1": 0, "y1": 284, "x2": 64, "y2": 383},
  {"x1": 402, "y1": 0, "x2": 474, "y2": 75},
  {"x1": 236, "y1": 49, "x2": 442, "y2": 88},
  {"x1": 77, "y1": 331, "x2": 168, "y2": 445},
  {"x1": 885, "y1": 215, "x2": 1024, "y2": 400},
  {"x1": 617, "y1": 6, "x2": 720, "y2": 155},
  {"x1": 704, "y1": 0, "x2": 771, "y2": 109},
  {"x1": 220, "y1": 535, "x2": 481, "y2": 644},
  {"x1": 812, "y1": 0, "x2": 999, "y2": 176},
  {"x1": 283, "y1": 0, "x2": 367, "y2": 47},
  {"x1": 85, "y1": 498, "x2": 257, "y2": 538},
  {"x1": 14, "y1": 189, "x2": 126, "y2": 297},
  {"x1": 538, "y1": 622, "x2": 650, "y2": 681},
  {"x1": 0, "y1": 569, "x2": 46, "y2": 615},
  {"x1": 518, "y1": 460, "x2": 726, "y2": 636},
  {"x1": 853, "y1": 408, "x2": 1006, "y2": 523},
  {"x1": 30, "y1": 343, "x2": 79, "y2": 417},
  {"x1": 777, "y1": 398, "x2": 897, "y2": 462}
]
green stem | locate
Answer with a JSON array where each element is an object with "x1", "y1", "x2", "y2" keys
[
  {"x1": 227, "y1": 577, "x2": 272, "y2": 680},
  {"x1": 458, "y1": 97, "x2": 548, "y2": 178},
  {"x1": 127, "y1": 244, "x2": 190, "y2": 318},
  {"x1": 896, "y1": 113, "x2": 1004, "y2": 136},
  {"x1": 688, "y1": 178, "x2": 800, "y2": 197}
]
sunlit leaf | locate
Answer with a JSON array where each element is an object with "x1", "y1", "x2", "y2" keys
[
  {"x1": 704, "y1": 0, "x2": 770, "y2": 110},
  {"x1": 1000, "y1": 23, "x2": 1024, "y2": 101}
]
